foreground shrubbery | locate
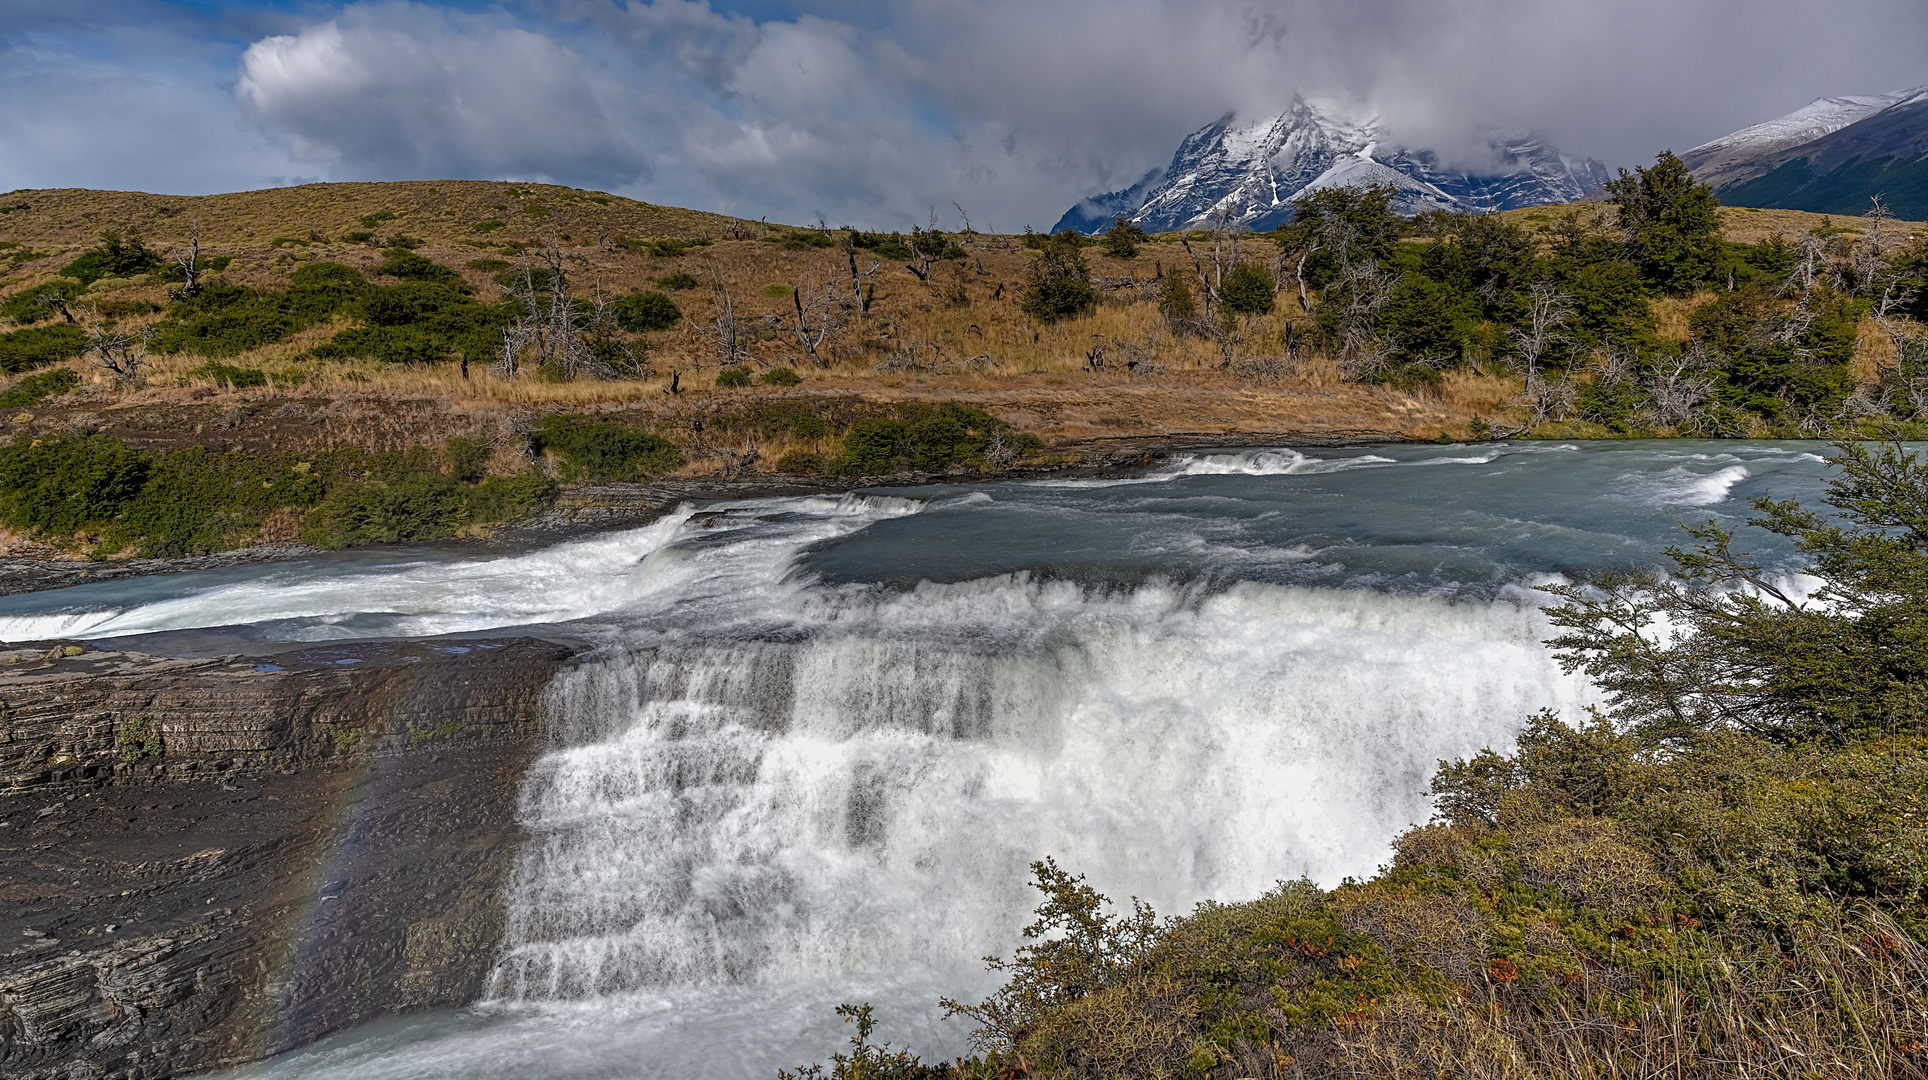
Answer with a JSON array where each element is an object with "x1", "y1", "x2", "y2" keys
[
  {"x1": 789, "y1": 442, "x2": 1928, "y2": 1080},
  {"x1": 0, "y1": 435, "x2": 554, "y2": 555}
]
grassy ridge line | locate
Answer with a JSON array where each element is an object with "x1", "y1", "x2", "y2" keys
[{"x1": 0, "y1": 181, "x2": 749, "y2": 252}]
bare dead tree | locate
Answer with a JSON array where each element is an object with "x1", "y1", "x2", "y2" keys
[
  {"x1": 845, "y1": 240, "x2": 880, "y2": 316},
  {"x1": 698, "y1": 274, "x2": 757, "y2": 368},
  {"x1": 497, "y1": 238, "x2": 622, "y2": 379},
  {"x1": 83, "y1": 309, "x2": 152, "y2": 383},
  {"x1": 1488, "y1": 284, "x2": 1577, "y2": 436},
  {"x1": 1854, "y1": 196, "x2": 1894, "y2": 293},
  {"x1": 1511, "y1": 285, "x2": 1573, "y2": 376},
  {"x1": 790, "y1": 277, "x2": 847, "y2": 368},
  {"x1": 1645, "y1": 345, "x2": 1719, "y2": 430},
  {"x1": 169, "y1": 222, "x2": 204, "y2": 300},
  {"x1": 37, "y1": 287, "x2": 79, "y2": 325},
  {"x1": 952, "y1": 202, "x2": 976, "y2": 237}
]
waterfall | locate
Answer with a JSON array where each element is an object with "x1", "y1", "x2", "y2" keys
[{"x1": 488, "y1": 575, "x2": 1592, "y2": 1003}]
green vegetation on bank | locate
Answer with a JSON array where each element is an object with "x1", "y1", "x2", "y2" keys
[
  {"x1": 0, "y1": 436, "x2": 555, "y2": 555},
  {"x1": 784, "y1": 441, "x2": 1928, "y2": 1079}
]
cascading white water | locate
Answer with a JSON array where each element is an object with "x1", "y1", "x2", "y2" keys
[{"x1": 487, "y1": 576, "x2": 1594, "y2": 1007}]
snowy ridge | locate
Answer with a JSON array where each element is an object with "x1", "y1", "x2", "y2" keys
[
  {"x1": 1684, "y1": 85, "x2": 1928, "y2": 190},
  {"x1": 1053, "y1": 96, "x2": 1608, "y2": 233}
]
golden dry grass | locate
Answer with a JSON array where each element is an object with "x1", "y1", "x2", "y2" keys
[
  {"x1": 15, "y1": 184, "x2": 1911, "y2": 471},
  {"x1": 0, "y1": 186, "x2": 1520, "y2": 462}
]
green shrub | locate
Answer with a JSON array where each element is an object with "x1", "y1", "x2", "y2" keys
[
  {"x1": 116, "y1": 717, "x2": 163, "y2": 762},
  {"x1": 0, "y1": 434, "x2": 150, "y2": 534},
  {"x1": 1217, "y1": 261, "x2": 1276, "y2": 315},
  {"x1": 470, "y1": 220, "x2": 506, "y2": 234},
  {"x1": 187, "y1": 363, "x2": 268, "y2": 389},
  {"x1": 1, "y1": 280, "x2": 85, "y2": 325},
  {"x1": 759, "y1": 283, "x2": 792, "y2": 298},
  {"x1": 357, "y1": 211, "x2": 396, "y2": 228},
  {"x1": 1019, "y1": 233, "x2": 1097, "y2": 323},
  {"x1": 761, "y1": 367, "x2": 802, "y2": 386},
  {"x1": 532, "y1": 415, "x2": 683, "y2": 481},
  {"x1": 375, "y1": 250, "x2": 465, "y2": 289},
  {"x1": 342, "y1": 231, "x2": 375, "y2": 244},
  {"x1": 0, "y1": 324, "x2": 87, "y2": 373},
  {"x1": 152, "y1": 262, "x2": 369, "y2": 358},
  {"x1": 0, "y1": 368, "x2": 80, "y2": 408},
  {"x1": 828, "y1": 404, "x2": 1037, "y2": 476},
  {"x1": 1101, "y1": 215, "x2": 1146, "y2": 259},
  {"x1": 715, "y1": 367, "x2": 754, "y2": 389},
  {"x1": 657, "y1": 272, "x2": 700, "y2": 291},
  {"x1": 61, "y1": 231, "x2": 162, "y2": 286},
  {"x1": 610, "y1": 291, "x2": 681, "y2": 332}
]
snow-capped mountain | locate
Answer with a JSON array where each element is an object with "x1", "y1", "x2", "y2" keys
[
  {"x1": 1053, "y1": 97, "x2": 1609, "y2": 234},
  {"x1": 1683, "y1": 90, "x2": 1921, "y2": 188},
  {"x1": 1688, "y1": 85, "x2": 1928, "y2": 217}
]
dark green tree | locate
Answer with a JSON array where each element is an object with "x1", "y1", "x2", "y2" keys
[
  {"x1": 1019, "y1": 232, "x2": 1097, "y2": 323},
  {"x1": 1100, "y1": 214, "x2": 1146, "y2": 259},
  {"x1": 1543, "y1": 440, "x2": 1928, "y2": 744},
  {"x1": 1217, "y1": 261, "x2": 1275, "y2": 315},
  {"x1": 1604, "y1": 150, "x2": 1723, "y2": 294}
]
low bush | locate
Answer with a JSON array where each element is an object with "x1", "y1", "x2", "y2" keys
[
  {"x1": 610, "y1": 291, "x2": 681, "y2": 332},
  {"x1": 1218, "y1": 261, "x2": 1276, "y2": 315},
  {"x1": 531, "y1": 415, "x2": 683, "y2": 481},
  {"x1": 61, "y1": 231, "x2": 162, "y2": 287},
  {"x1": 761, "y1": 367, "x2": 802, "y2": 386},
  {"x1": 773, "y1": 449, "x2": 823, "y2": 474},
  {"x1": 0, "y1": 368, "x2": 80, "y2": 408},
  {"x1": 1019, "y1": 233, "x2": 1097, "y2": 323},
  {"x1": 715, "y1": 367, "x2": 754, "y2": 389},
  {"x1": 1, "y1": 280, "x2": 85, "y2": 325},
  {"x1": 152, "y1": 262, "x2": 368, "y2": 358},
  {"x1": 0, "y1": 324, "x2": 87, "y2": 373},
  {"x1": 657, "y1": 271, "x2": 700, "y2": 291},
  {"x1": 827, "y1": 404, "x2": 1039, "y2": 476}
]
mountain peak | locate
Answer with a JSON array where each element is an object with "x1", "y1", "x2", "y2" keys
[{"x1": 1053, "y1": 103, "x2": 1606, "y2": 234}]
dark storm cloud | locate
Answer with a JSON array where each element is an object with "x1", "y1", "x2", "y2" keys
[{"x1": 5, "y1": 0, "x2": 1925, "y2": 226}]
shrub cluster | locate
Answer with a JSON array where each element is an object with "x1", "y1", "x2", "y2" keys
[
  {"x1": 530, "y1": 415, "x2": 683, "y2": 482},
  {"x1": 827, "y1": 403, "x2": 1041, "y2": 476},
  {"x1": 0, "y1": 324, "x2": 86, "y2": 373},
  {"x1": 0, "y1": 368, "x2": 81, "y2": 408},
  {"x1": 0, "y1": 436, "x2": 555, "y2": 555}
]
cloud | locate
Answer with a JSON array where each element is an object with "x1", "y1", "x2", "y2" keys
[
  {"x1": 234, "y1": 3, "x2": 652, "y2": 187},
  {"x1": 8, "y1": 0, "x2": 1928, "y2": 228}
]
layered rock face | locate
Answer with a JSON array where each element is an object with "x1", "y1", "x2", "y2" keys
[{"x1": 0, "y1": 636, "x2": 578, "y2": 1079}]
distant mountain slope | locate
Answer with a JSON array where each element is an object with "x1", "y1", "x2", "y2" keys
[
  {"x1": 1053, "y1": 97, "x2": 1607, "y2": 234},
  {"x1": 1687, "y1": 87, "x2": 1928, "y2": 218}
]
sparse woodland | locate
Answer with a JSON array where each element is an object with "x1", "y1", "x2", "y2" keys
[{"x1": 0, "y1": 163, "x2": 1924, "y2": 556}]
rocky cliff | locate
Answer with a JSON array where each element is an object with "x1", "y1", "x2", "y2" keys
[{"x1": 0, "y1": 635, "x2": 579, "y2": 1079}]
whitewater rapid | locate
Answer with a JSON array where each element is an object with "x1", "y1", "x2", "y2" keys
[{"x1": 18, "y1": 439, "x2": 1839, "y2": 1080}]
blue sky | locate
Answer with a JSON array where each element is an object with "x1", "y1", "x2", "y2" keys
[{"x1": 3, "y1": 0, "x2": 1924, "y2": 229}]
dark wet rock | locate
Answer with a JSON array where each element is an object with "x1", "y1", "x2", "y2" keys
[{"x1": 0, "y1": 636, "x2": 578, "y2": 1079}]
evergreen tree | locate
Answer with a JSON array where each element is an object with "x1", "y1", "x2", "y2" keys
[{"x1": 1605, "y1": 151, "x2": 1722, "y2": 294}]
